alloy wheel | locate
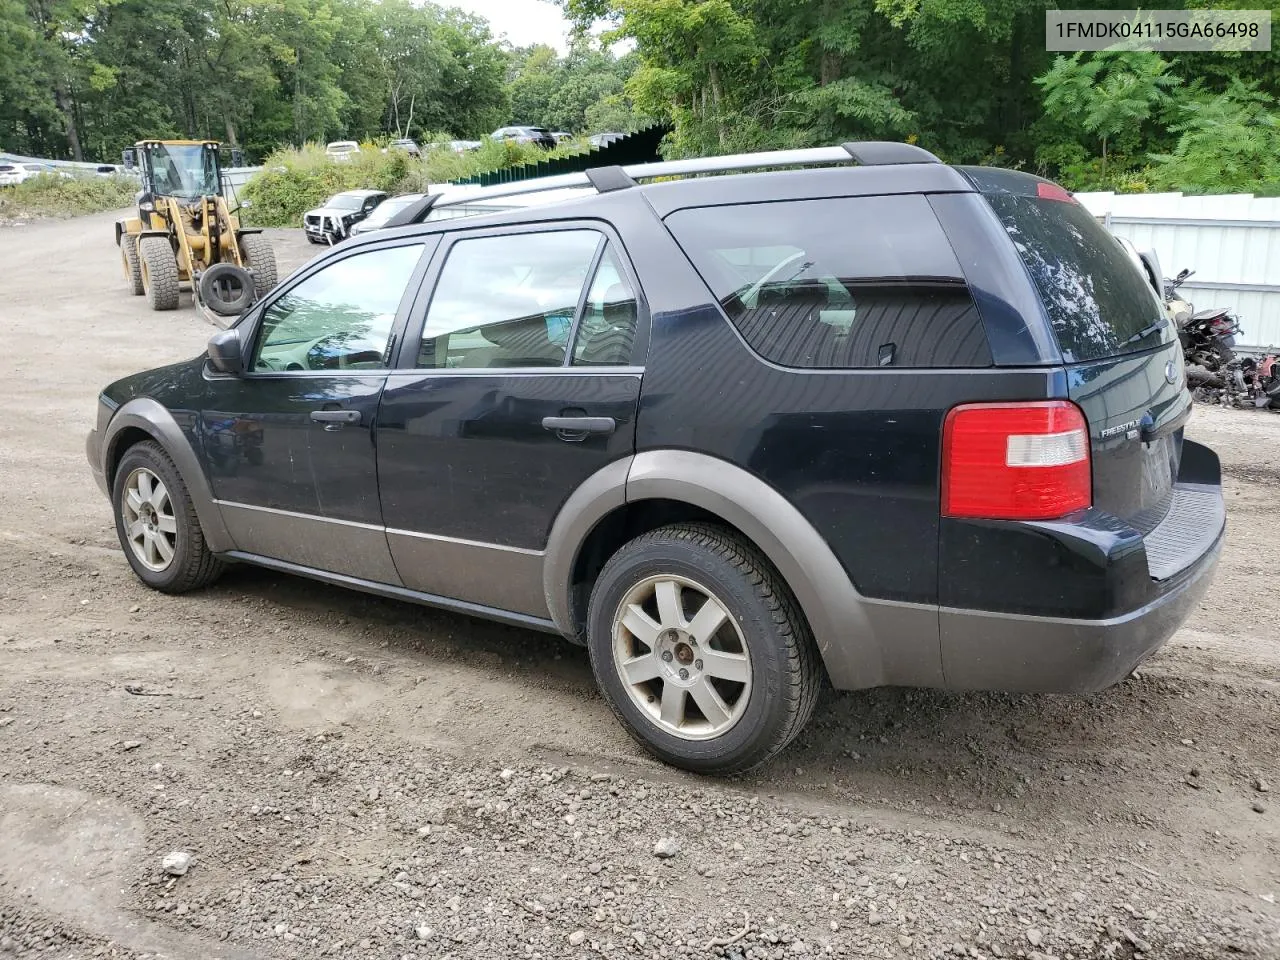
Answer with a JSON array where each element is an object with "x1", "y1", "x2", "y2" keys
[
  {"x1": 611, "y1": 574, "x2": 752, "y2": 741},
  {"x1": 121, "y1": 467, "x2": 177, "y2": 571}
]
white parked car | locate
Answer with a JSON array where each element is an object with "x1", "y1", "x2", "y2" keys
[
  {"x1": 0, "y1": 162, "x2": 68, "y2": 186},
  {"x1": 324, "y1": 141, "x2": 360, "y2": 162},
  {"x1": 348, "y1": 193, "x2": 426, "y2": 236}
]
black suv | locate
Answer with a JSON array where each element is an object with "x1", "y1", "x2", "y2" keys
[{"x1": 87, "y1": 142, "x2": 1224, "y2": 774}]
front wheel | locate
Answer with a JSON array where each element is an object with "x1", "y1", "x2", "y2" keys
[
  {"x1": 587, "y1": 523, "x2": 822, "y2": 774},
  {"x1": 120, "y1": 234, "x2": 144, "y2": 295},
  {"x1": 138, "y1": 236, "x2": 180, "y2": 311},
  {"x1": 112, "y1": 441, "x2": 224, "y2": 593}
]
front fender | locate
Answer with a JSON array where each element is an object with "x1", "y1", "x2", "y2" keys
[{"x1": 100, "y1": 397, "x2": 234, "y2": 553}]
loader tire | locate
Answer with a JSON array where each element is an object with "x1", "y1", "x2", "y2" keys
[
  {"x1": 139, "y1": 236, "x2": 180, "y2": 311},
  {"x1": 239, "y1": 233, "x2": 278, "y2": 301},
  {"x1": 120, "y1": 234, "x2": 144, "y2": 295}
]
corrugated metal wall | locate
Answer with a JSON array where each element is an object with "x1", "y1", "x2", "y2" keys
[{"x1": 1076, "y1": 191, "x2": 1280, "y2": 350}]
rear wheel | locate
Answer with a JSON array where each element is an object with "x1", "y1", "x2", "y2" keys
[
  {"x1": 138, "y1": 236, "x2": 180, "y2": 311},
  {"x1": 587, "y1": 523, "x2": 822, "y2": 774},
  {"x1": 238, "y1": 233, "x2": 278, "y2": 301},
  {"x1": 120, "y1": 234, "x2": 144, "y2": 295},
  {"x1": 112, "y1": 441, "x2": 223, "y2": 593}
]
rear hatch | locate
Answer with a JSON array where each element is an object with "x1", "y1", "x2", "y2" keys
[{"x1": 965, "y1": 168, "x2": 1191, "y2": 535}]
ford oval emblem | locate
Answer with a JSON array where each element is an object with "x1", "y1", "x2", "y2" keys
[{"x1": 1165, "y1": 359, "x2": 1179, "y2": 385}]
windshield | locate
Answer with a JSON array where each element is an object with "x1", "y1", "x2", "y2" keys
[
  {"x1": 147, "y1": 144, "x2": 219, "y2": 198},
  {"x1": 363, "y1": 195, "x2": 417, "y2": 226},
  {"x1": 329, "y1": 195, "x2": 364, "y2": 211}
]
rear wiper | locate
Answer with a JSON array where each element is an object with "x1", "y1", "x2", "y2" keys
[{"x1": 1123, "y1": 320, "x2": 1165, "y2": 345}]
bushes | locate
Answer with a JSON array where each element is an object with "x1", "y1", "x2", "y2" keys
[
  {"x1": 241, "y1": 138, "x2": 578, "y2": 226},
  {"x1": 0, "y1": 173, "x2": 138, "y2": 219}
]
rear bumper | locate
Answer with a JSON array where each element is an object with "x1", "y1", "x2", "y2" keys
[
  {"x1": 939, "y1": 527, "x2": 1221, "y2": 693},
  {"x1": 937, "y1": 438, "x2": 1224, "y2": 693}
]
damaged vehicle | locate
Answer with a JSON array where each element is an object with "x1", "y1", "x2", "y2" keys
[
  {"x1": 302, "y1": 189, "x2": 387, "y2": 244},
  {"x1": 87, "y1": 142, "x2": 1225, "y2": 774}
]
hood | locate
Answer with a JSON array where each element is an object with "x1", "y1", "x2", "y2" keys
[{"x1": 305, "y1": 205, "x2": 358, "y2": 218}]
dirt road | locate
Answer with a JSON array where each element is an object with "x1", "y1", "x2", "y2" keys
[{"x1": 0, "y1": 212, "x2": 1277, "y2": 960}]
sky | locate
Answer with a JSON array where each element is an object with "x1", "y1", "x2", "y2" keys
[{"x1": 448, "y1": 0, "x2": 579, "y2": 53}]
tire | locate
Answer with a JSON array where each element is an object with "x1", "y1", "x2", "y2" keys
[
  {"x1": 238, "y1": 233, "x2": 278, "y2": 301},
  {"x1": 587, "y1": 522, "x2": 822, "y2": 774},
  {"x1": 120, "y1": 234, "x2": 144, "y2": 295},
  {"x1": 111, "y1": 440, "x2": 224, "y2": 593},
  {"x1": 138, "y1": 236, "x2": 180, "y2": 311},
  {"x1": 198, "y1": 263, "x2": 254, "y2": 317}
]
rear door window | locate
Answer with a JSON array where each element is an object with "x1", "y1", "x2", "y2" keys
[
  {"x1": 973, "y1": 178, "x2": 1169, "y2": 362},
  {"x1": 417, "y1": 229, "x2": 602, "y2": 368},
  {"x1": 665, "y1": 196, "x2": 990, "y2": 369}
]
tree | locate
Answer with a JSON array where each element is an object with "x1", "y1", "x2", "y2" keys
[
  {"x1": 1149, "y1": 79, "x2": 1280, "y2": 194},
  {"x1": 1038, "y1": 52, "x2": 1180, "y2": 179}
]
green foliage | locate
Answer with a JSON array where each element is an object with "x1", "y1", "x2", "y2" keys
[
  {"x1": 1148, "y1": 79, "x2": 1280, "y2": 195},
  {"x1": 1037, "y1": 52, "x2": 1179, "y2": 177},
  {"x1": 507, "y1": 43, "x2": 643, "y2": 133},
  {"x1": 0, "y1": 172, "x2": 137, "y2": 218},
  {"x1": 4, "y1": 0, "x2": 1279, "y2": 196},
  {"x1": 241, "y1": 137, "x2": 580, "y2": 226},
  {"x1": 0, "y1": 0, "x2": 604, "y2": 163}
]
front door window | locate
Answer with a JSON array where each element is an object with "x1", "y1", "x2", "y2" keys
[{"x1": 252, "y1": 244, "x2": 425, "y2": 372}]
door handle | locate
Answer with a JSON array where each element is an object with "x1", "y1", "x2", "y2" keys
[
  {"x1": 310, "y1": 409, "x2": 362, "y2": 430},
  {"x1": 541, "y1": 416, "x2": 616, "y2": 440}
]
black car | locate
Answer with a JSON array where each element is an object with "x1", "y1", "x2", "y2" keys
[{"x1": 87, "y1": 142, "x2": 1224, "y2": 774}]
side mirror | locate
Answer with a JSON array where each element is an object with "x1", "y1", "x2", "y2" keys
[
  {"x1": 121, "y1": 148, "x2": 136, "y2": 171},
  {"x1": 207, "y1": 327, "x2": 245, "y2": 375},
  {"x1": 1176, "y1": 268, "x2": 1192, "y2": 282},
  {"x1": 230, "y1": 148, "x2": 245, "y2": 167}
]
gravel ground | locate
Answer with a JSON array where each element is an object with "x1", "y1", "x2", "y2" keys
[{"x1": 0, "y1": 211, "x2": 1277, "y2": 960}]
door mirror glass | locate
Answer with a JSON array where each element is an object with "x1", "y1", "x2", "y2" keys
[
  {"x1": 251, "y1": 244, "x2": 425, "y2": 372},
  {"x1": 207, "y1": 328, "x2": 245, "y2": 374},
  {"x1": 121, "y1": 148, "x2": 136, "y2": 171},
  {"x1": 230, "y1": 148, "x2": 245, "y2": 168},
  {"x1": 417, "y1": 230, "x2": 601, "y2": 369}
]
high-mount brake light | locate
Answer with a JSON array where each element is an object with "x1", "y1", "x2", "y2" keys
[
  {"x1": 942, "y1": 401, "x2": 1091, "y2": 520},
  {"x1": 1036, "y1": 182, "x2": 1076, "y2": 204}
]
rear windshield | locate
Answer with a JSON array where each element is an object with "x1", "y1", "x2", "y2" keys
[{"x1": 981, "y1": 190, "x2": 1168, "y2": 362}]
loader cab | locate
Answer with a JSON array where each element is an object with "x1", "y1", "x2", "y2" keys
[{"x1": 122, "y1": 140, "x2": 244, "y2": 216}]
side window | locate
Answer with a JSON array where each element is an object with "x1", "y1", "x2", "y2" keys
[
  {"x1": 417, "y1": 230, "x2": 601, "y2": 369},
  {"x1": 665, "y1": 196, "x2": 991, "y2": 369},
  {"x1": 572, "y1": 243, "x2": 639, "y2": 366},
  {"x1": 252, "y1": 244, "x2": 424, "y2": 372}
]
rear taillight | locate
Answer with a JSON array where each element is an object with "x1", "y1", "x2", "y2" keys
[{"x1": 942, "y1": 401, "x2": 1091, "y2": 520}]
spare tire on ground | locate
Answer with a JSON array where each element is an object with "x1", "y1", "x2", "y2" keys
[{"x1": 199, "y1": 263, "x2": 255, "y2": 317}]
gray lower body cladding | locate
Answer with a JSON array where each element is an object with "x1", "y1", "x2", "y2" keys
[
  {"x1": 938, "y1": 530, "x2": 1222, "y2": 693},
  {"x1": 89, "y1": 413, "x2": 1223, "y2": 698}
]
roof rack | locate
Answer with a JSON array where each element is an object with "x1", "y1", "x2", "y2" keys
[{"x1": 382, "y1": 141, "x2": 940, "y2": 228}]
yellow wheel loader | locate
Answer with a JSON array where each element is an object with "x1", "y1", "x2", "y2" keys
[{"x1": 114, "y1": 139, "x2": 277, "y2": 317}]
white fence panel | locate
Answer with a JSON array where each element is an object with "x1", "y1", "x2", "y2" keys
[{"x1": 1076, "y1": 191, "x2": 1280, "y2": 350}]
